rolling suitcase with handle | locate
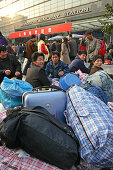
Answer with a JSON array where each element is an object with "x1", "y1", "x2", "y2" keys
[{"x1": 22, "y1": 86, "x2": 67, "y2": 123}]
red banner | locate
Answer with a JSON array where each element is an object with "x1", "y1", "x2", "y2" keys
[{"x1": 9, "y1": 23, "x2": 72, "y2": 39}]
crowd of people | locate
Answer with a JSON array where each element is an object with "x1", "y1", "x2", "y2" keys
[{"x1": 0, "y1": 30, "x2": 113, "y2": 88}]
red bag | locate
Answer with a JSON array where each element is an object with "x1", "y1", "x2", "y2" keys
[
  {"x1": 79, "y1": 44, "x2": 86, "y2": 51},
  {"x1": 98, "y1": 40, "x2": 106, "y2": 57},
  {"x1": 104, "y1": 60, "x2": 111, "y2": 65}
]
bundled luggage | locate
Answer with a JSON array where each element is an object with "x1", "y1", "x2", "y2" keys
[
  {"x1": 83, "y1": 70, "x2": 113, "y2": 102},
  {"x1": 0, "y1": 106, "x2": 80, "y2": 169},
  {"x1": 22, "y1": 86, "x2": 67, "y2": 123},
  {"x1": 83, "y1": 85, "x2": 108, "y2": 104},
  {"x1": 65, "y1": 85, "x2": 113, "y2": 168},
  {"x1": 1, "y1": 77, "x2": 33, "y2": 109}
]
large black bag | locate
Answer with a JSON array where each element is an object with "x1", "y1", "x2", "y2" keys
[{"x1": 0, "y1": 106, "x2": 80, "y2": 169}]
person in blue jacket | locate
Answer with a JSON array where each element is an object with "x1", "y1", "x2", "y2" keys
[
  {"x1": 69, "y1": 50, "x2": 90, "y2": 74},
  {"x1": 45, "y1": 51, "x2": 69, "y2": 80}
]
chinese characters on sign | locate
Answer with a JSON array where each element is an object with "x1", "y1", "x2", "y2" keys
[{"x1": 9, "y1": 23, "x2": 72, "y2": 39}]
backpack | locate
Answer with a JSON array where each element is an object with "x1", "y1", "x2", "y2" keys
[{"x1": 98, "y1": 40, "x2": 106, "y2": 57}]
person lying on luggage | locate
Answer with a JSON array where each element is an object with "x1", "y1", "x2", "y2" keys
[
  {"x1": 45, "y1": 51, "x2": 69, "y2": 81},
  {"x1": 69, "y1": 50, "x2": 90, "y2": 74},
  {"x1": 25, "y1": 52, "x2": 51, "y2": 88},
  {"x1": 0, "y1": 45, "x2": 22, "y2": 84}
]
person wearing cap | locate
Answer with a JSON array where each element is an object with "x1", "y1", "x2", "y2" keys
[
  {"x1": 69, "y1": 50, "x2": 90, "y2": 74},
  {"x1": 0, "y1": 45, "x2": 22, "y2": 84},
  {"x1": 45, "y1": 51, "x2": 69, "y2": 79},
  {"x1": 80, "y1": 30, "x2": 101, "y2": 64}
]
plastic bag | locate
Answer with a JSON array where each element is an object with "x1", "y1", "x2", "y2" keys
[{"x1": 1, "y1": 77, "x2": 33, "y2": 109}]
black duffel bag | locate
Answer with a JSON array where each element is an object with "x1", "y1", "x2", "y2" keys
[{"x1": 0, "y1": 106, "x2": 80, "y2": 169}]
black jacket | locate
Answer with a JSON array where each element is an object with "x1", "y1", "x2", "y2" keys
[
  {"x1": 0, "y1": 54, "x2": 22, "y2": 83},
  {"x1": 26, "y1": 64, "x2": 50, "y2": 88}
]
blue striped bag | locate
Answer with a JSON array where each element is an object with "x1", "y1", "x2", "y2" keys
[{"x1": 65, "y1": 85, "x2": 113, "y2": 168}]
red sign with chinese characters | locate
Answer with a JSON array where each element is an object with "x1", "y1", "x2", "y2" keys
[{"x1": 9, "y1": 23, "x2": 72, "y2": 39}]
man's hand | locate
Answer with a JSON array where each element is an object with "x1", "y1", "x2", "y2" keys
[
  {"x1": 5, "y1": 70, "x2": 11, "y2": 75},
  {"x1": 58, "y1": 71, "x2": 64, "y2": 77},
  {"x1": 15, "y1": 71, "x2": 21, "y2": 76}
]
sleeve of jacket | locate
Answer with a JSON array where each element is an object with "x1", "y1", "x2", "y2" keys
[
  {"x1": 0, "y1": 70, "x2": 5, "y2": 76},
  {"x1": 78, "y1": 61, "x2": 90, "y2": 74},
  {"x1": 41, "y1": 44, "x2": 48, "y2": 54},
  {"x1": 12, "y1": 55, "x2": 22, "y2": 73},
  {"x1": 38, "y1": 69, "x2": 51, "y2": 86},
  {"x1": 62, "y1": 62, "x2": 70, "y2": 74},
  {"x1": 45, "y1": 63, "x2": 50, "y2": 77}
]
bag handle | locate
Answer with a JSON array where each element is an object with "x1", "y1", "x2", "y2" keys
[
  {"x1": 33, "y1": 85, "x2": 66, "y2": 92},
  {"x1": 67, "y1": 92, "x2": 95, "y2": 150}
]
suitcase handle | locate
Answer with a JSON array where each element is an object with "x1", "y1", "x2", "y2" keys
[{"x1": 33, "y1": 85, "x2": 66, "y2": 92}]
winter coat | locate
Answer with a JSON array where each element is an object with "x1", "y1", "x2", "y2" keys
[
  {"x1": 26, "y1": 39, "x2": 37, "y2": 59},
  {"x1": 26, "y1": 64, "x2": 50, "y2": 88},
  {"x1": 69, "y1": 56, "x2": 90, "y2": 74},
  {"x1": 38, "y1": 40, "x2": 49, "y2": 62},
  {"x1": 45, "y1": 60, "x2": 69, "y2": 78},
  {"x1": 61, "y1": 43, "x2": 70, "y2": 65},
  {"x1": 80, "y1": 37, "x2": 101, "y2": 62},
  {"x1": 0, "y1": 54, "x2": 22, "y2": 83},
  {"x1": 68, "y1": 39, "x2": 77, "y2": 58}
]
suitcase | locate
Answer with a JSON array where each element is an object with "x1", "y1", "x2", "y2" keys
[{"x1": 22, "y1": 86, "x2": 67, "y2": 123}]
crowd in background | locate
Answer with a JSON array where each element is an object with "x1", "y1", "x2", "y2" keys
[{"x1": 0, "y1": 30, "x2": 113, "y2": 87}]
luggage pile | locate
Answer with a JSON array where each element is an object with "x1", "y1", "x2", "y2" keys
[{"x1": 0, "y1": 73, "x2": 113, "y2": 169}]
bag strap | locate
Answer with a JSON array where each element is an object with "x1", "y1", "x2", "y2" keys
[
  {"x1": 67, "y1": 92, "x2": 95, "y2": 150},
  {"x1": 20, "y1": 106, "x2": 78, "y2": 143}
]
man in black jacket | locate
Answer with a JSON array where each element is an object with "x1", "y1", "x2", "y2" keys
[{"x1": 0, "y1": 45, "x2": 22, "y2": 83}]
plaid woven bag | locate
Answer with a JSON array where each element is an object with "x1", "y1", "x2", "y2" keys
[{"x1": 65, "y1": 85, "x2": 113, "y2": 168}]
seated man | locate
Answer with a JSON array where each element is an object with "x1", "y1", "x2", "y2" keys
[
  {"x1": 0, "y1": 45, "x2": 22, "y2": 84},
  {"x1": 26, "y1": 52, "x2": 50, "y2": 88},
  {"x1": 45, "y1": 51, "x2": 69, "y2": 80},
  {"x1": 69, "y1": 50, "x2": 90, "y2": 74}
]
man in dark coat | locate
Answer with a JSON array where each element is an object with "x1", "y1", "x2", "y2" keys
[
  {"x1": 23, "y1": 34, "x2": 37, "y2": 75},
  {"x1": 26, "y1": 52, "x2": 50, "y2": 88},
  {"x1": 0, "y1": 45, "x2": 22, "y2": 83},
  {"x1": 69, "y1": 50, "x2": 90, "y2": 74},
  {"x1": 68, "y1": 34, "x2": 77, "y2": 61}
]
